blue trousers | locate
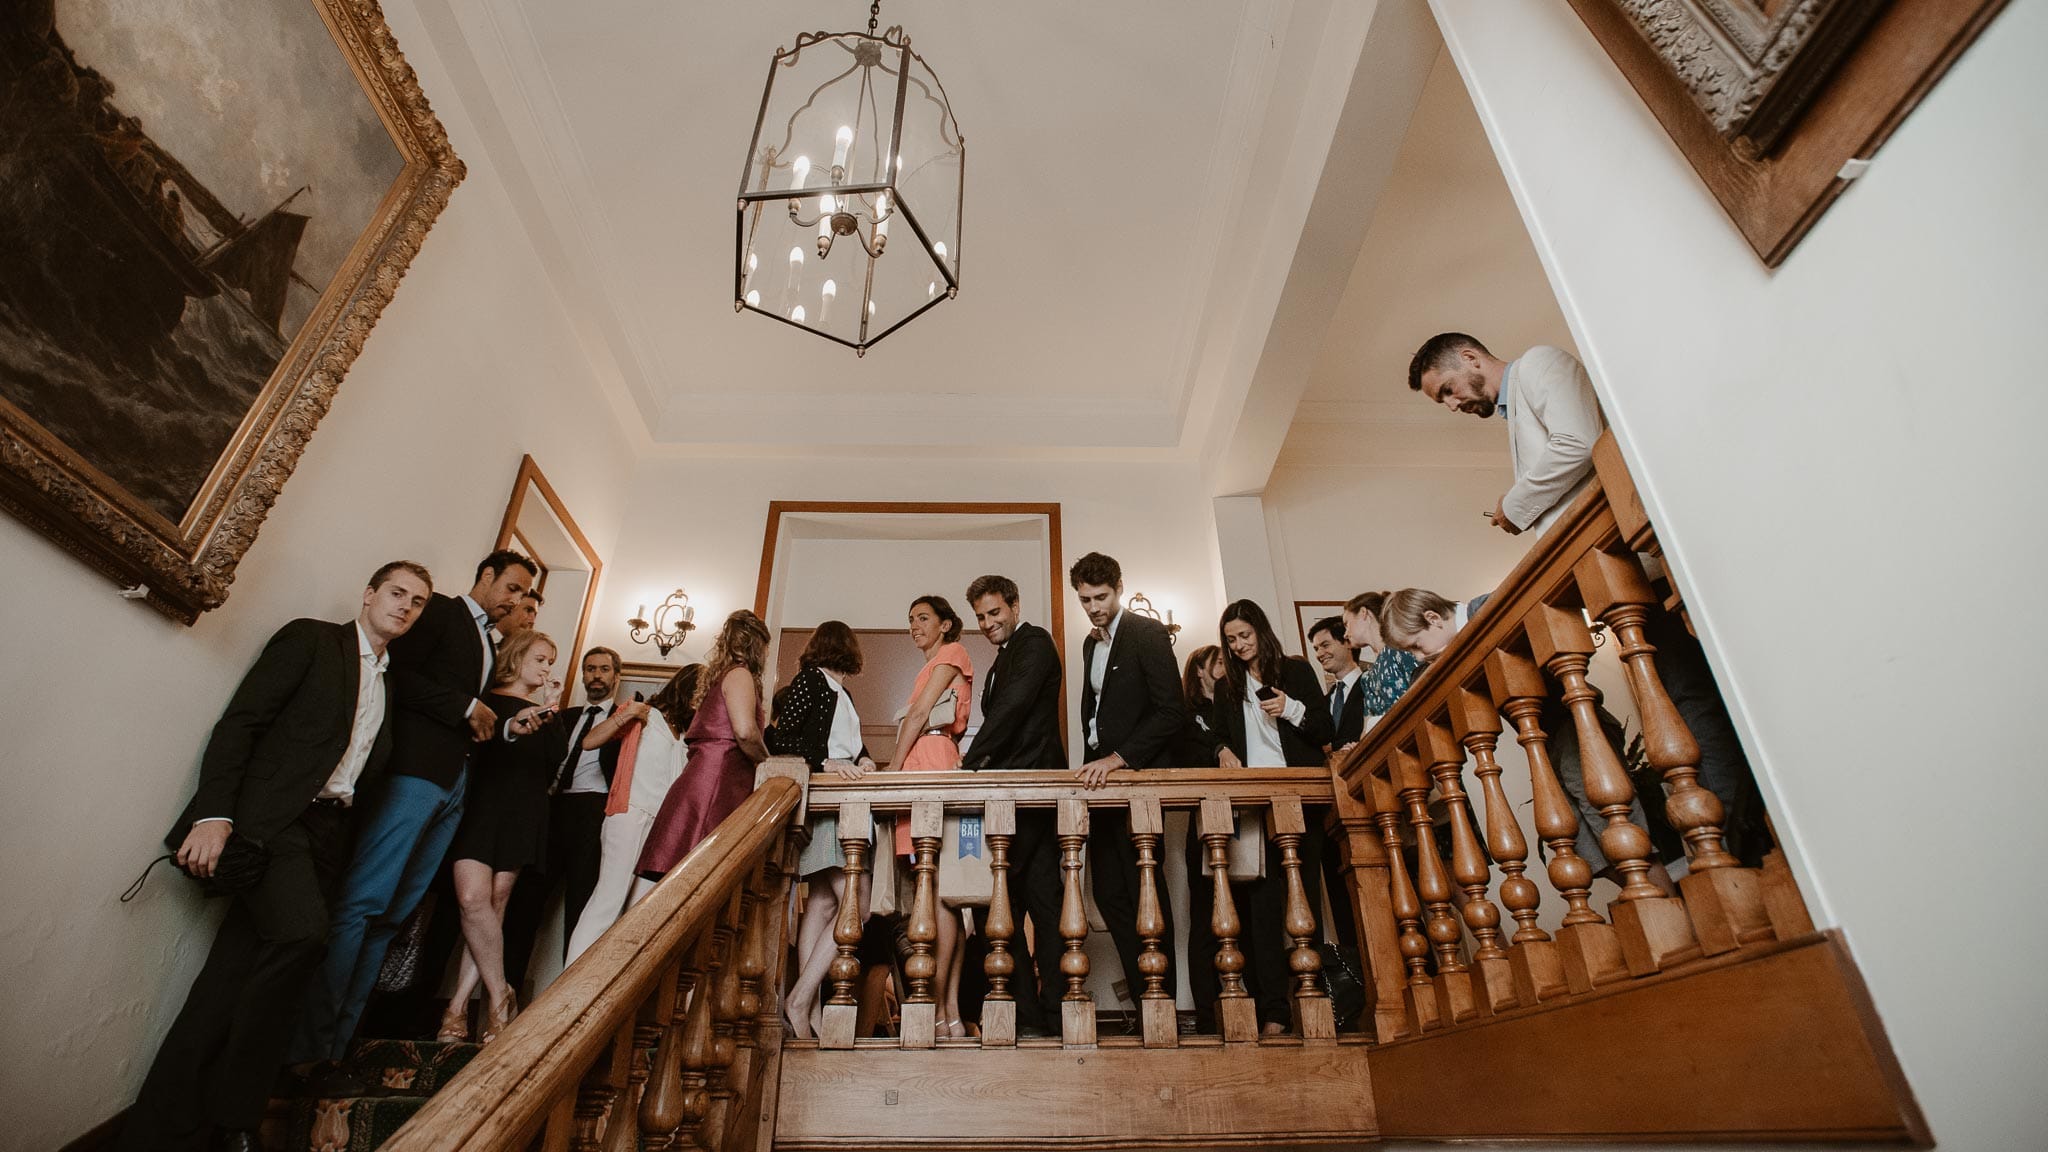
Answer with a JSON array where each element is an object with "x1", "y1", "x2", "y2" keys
[{"x1": 290, "y1": 770, "x2": 466, "y2": 1062}]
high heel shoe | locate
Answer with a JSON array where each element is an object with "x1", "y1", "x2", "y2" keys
[
  {"x1": 480, "y1": 992, "x2": 518, "y2": 1045},
  {"x1": 939, "y1": 1017, "x2": 967, "y2": 1039},
  {"x1": 435, "y1": 1001, "x2": 470, "y2": 1043}
]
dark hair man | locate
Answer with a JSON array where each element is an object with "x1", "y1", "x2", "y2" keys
[
  {"x1": 501, "y1": 588, "x2": 543, "y2": 636},
  {"x1": 1307, "y1": 615, "x2": 1365, "y2": 749},
  {"x1": 290, "y1": 549, "x2": 537, "y2": 1092},
  {"x1": 117, "y1": 562, "x2": 432, "y2": 1152},
  {"x1": 1409, "y1": 333, "x2": 1604, "y2": 539},
  {"x1": 962, "y1": 573, "x2": 1065, "y2": 1038},
  {"x1": 1068, "y1": 551, "x2": 1185, "y2": 1027}
]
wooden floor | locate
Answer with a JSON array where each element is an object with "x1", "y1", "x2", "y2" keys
[{"x1": 771, "y1": 1037, "x2": 1378, "y2": 1150}]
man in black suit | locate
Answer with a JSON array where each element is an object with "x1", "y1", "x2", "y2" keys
[
  {"x1": 1307, "y1": 615, "x2": 1366, "y2": 749},
  {"x1": 961, "y1": 574, "x2": 1066, "y2": 1036},
  {"x1": 498, "y1": 645, "x2": 629, "y2": 989},
  {"x1": 291, "y1": 549, "x2": 536, "y2": 1087},
  {"x1": 1071, "y1": 551, "x2": 1186, "y2": 1012},
  {"x1": 117, "y1": 562, "x2": 432, "y2": 1152}
]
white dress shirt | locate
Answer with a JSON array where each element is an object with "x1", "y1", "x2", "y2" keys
[
  {"x1": 1239, "y1": 670, "x2": 1305, "y2": 768},
  {"x1": 562, "y1": 698, "x2": 617, "y2": 794},
  {"x1": 318, "y1": 622, "x2": 390, "y2": 803},
  {"x1": 1086, "y1": 610, "x2": 1122, "y2": 751},
  {"x1": 1330, "y1": 666, "x2": 1363, "y2": 727},
  {"x1": 1499, "y1": 345, "x2": 1606, "y2": 537},
  {"x1": 822, "y1": 670, "x2": 865, "y2": 760},
  {"x1": 458, "y1": 593, "x2": 495, "y2": 719},
  {"x1": 624, "y1": 710, "x2": 686, "y2": 816}
]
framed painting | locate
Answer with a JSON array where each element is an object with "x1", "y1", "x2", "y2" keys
[{"x1": 0, "y1": 0, "x2": 464, "y2": 622}]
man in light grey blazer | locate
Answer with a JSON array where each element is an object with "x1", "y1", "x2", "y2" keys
[
  {"x1": 1408, "y1": 333, "x2": 1604, "y2": 539},
  {"x1": 1405, "y1": 332, "x2": 1770, "y2": 872}
]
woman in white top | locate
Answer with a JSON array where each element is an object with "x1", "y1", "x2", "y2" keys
[
  {"x1": 766, "y1": 623, "x2": 875, "y2": 1040},
  {"x1": 562, "y1": 664, "x2": 702, "y2": 964}
]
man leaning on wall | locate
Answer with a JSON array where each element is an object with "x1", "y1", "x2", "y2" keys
[{"x1": 116, "y1": 561, "x2": 433, "y2": 1152}]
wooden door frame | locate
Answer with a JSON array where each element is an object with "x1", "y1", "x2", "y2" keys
[
  {"x1": 753, "y1": 500, "x2": 1066, "y2": 747},
  {"x1": 495, "y1": 454, "x2": 602, "y2": 692}
]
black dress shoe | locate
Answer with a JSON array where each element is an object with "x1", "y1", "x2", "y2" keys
[{"x1": 213, "y1": 1130, "x2": 261, "y2": 1152}]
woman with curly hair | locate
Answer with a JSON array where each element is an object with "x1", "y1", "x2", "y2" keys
[{"x1": 633, "y1": 611, "x2": 773, "y2": 887}]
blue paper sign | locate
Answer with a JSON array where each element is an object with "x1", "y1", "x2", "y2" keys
[{"x1": 956, "y1": 814, "x2": 983, "y2": 860}]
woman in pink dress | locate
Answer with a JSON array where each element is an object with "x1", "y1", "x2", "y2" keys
[
  {"x1": 889, "y1": 595, "x2": 973, "y2": 1037},
  {"x1": 634, "y1": 611, "x2": 772, "y2": 887}
]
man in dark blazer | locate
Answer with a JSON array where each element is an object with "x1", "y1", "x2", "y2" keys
[
  {"x1": 1070, "y1": 551, "x2": 1186, "y2": 1013},
  {"x1": 117, "y1": 562, "x2": 432, "y2": 1152},
  {"x1": 962, "y1": 574, "x2": 1066, "y2": 1036},
  {"x1": 292, "y1": 549, "x2": 536, "y2": 1086},
  {"x1": 1308, "y1": 615, "x2": 1367, "y2": 749}
]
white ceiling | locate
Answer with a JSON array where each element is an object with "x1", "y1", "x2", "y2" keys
[
  {"x1": 417, "y1": 0, "x2": 1312, "y2": 452},
  {"x1": 1275, "y1": 50, "x2": 1578, "y2": 472}
]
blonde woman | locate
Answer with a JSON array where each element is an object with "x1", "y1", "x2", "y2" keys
[
  {"x1": 439, "y1": 630, "x2": 565, "y2": 1043},
  {"x1": 633, "y1": 611, "x2": 773, "y2": 885}
]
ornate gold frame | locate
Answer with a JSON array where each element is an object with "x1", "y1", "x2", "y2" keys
[{"x1": 0, "y1": 0, "x2": 465, "y2": 623}]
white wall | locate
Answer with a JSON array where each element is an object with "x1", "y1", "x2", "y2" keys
[
  {"x1": 780, "y1": 537, "x2": 1048, "y2": 631},
  {"x1": 0, "y1": 11, "x2": 636, "y2": 1142},
  {"x1": 591, "y1": 456, "x2": 1228, "y2": 754},
  {"x1": 1430, "y1": 1, "x2": 2048, "y2": 1146}
]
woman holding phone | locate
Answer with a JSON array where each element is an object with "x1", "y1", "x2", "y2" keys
[
  {"x1": 1199, "y1": 599, "x2": 1334, "y2": 1034},
  {"x1": 438, "y1": 629, "x2": 568, "y2": 1043}
]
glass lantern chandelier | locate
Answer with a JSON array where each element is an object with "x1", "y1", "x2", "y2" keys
[{"x1": 734, "y1": 3, "x2": 964, "y2": 356}]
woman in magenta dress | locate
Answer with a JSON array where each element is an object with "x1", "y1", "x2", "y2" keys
[
  {"x1": 889, "y1": 594, "x2": 972, "y2": 1036},
  {"x1": 634, "y1": 611, "x2": 772, "y2": 887}
]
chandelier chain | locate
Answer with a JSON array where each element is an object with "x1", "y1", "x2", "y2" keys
[{"x1": 868, "y1": 0, "x2": 881, "y2": 36}]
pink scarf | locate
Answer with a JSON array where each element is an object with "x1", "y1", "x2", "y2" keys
[{"x1": 604, "y1": 718, "x2": 645, "y2": 817}]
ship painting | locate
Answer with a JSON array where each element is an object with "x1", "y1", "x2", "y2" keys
[{"x1": 0, "y1": 0, "x2": 402, "y2": 523}]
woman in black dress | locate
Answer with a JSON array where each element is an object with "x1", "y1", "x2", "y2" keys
[{"x1": 439, "y1": 629, "x2": 566, "y2": 1043}]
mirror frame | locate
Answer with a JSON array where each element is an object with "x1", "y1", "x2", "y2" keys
[{"x1": 495, "y1": 455, "x2": 602, "y2": 693}]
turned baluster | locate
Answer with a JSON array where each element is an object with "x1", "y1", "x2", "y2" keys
[
  {"x1": 900, "y1": 799, "x2": 943, "y2": 1048},
  {"x1": 600, "y1": 990, "x2": 662, "y2": 1152},
  {"x1": 1199, "y1": 796, "x2": 1258, "y2": 1043},
  {"x1": 1528, "y1": 602, "x2": 1699, "y2": 978},
  {"x1": 698, "y1": 890, "x2": 745, "y2": 1152},
  {"x1": 1271, "y1": 794, "x2": 1337, "y2": 1041},
  {"x1": 1127, "y1": 795, "x2": 1177, "y2": 1048},
  {"x1": 561, "y1": 1018, "x2": 634, "y2": 1152},
  {"x1": 980, "y1": 800, "x2": 1019, "y2": 1047},
  {"x1": 1417, "y1": 718, "x2": 1511, "y2": 1016},
  {"x1": 1329, "y1": 774, "x2": 1412, "y2": 1042},
  {"x1": 722, "y1": 862, "x2": 771, "y2": 1152},
  {"x1": 642, "y1": 931, "x2": 714, "y2": 1152},
  {"x1": 1394, "y1": 743, "x2": 1477, "y2": 1026},
  {"x1": 1453, "y1": 679, "x2": 1564, "y2": 1007},
  {"x1": 1368, "y1": 771, "x2": 1436, "y2": 1033},
  {"x1": 818, "y1": 801, "x2": 870, "y2": 1049},
  {"x1": 1575, "y1": 547, "x2": 1772, "y2": 955},
  {"x1": 1056, "y1": 797, "x2": 1097, "y2": 1046}
]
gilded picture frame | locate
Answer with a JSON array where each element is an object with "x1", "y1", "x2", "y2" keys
[{"x1": 0, "y1": 0, "x2": 465, "y2": 623}]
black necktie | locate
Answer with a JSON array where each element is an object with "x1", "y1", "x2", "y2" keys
[
  {"x1": 1329, "y1": 682, "x2": 1347, "y2": 729},
  {"x1": 554, "y1": 705, "x2": 603, "y2": 793}
]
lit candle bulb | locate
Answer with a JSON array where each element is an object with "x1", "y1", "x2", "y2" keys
[
  {"x1": 636, "y1": 604, "x2": 647, "y2": 620},
  {"x1": 934, "y1": 240, "x2": 948, "y2": 266},
  {"x1": 832, "y1": 126, "x2": 853, "y2": 171},
  {"x1": 790, "y1": 155, "x2": 811, "y2": 191},
  {"x1": 743, "y1": 251, "x2": 758, "y2": 292},
  {"x1": 928, "y1": 280, "x2": 937, "y2": 299},
  {"x1": 785, "y1": 245, "x2": 803, "y2": 301},
  {"x1": 791, "y1": 304, "x2": 806, "y2": 323},
  {"x1": 744, "y1": 289, "x2": 760, "y2": 308},
  {"x1": 820, "y1": 279, "x2": 836, "y2": 323}
]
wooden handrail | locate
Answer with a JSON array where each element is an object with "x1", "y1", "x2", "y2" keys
[
  {"x1": 381, "y1": 774, "x2": 804, "y2": 1152},
  {"x1": 804, "y1": 766, "x2": 1335, "y2": 809}
]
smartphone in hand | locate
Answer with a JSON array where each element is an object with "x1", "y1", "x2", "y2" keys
[{"x1": 1255, "y1": 685, "x2": 1279, "y2": 701}]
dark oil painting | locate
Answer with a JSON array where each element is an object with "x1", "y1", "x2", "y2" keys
[{"x1": 0, "y1": 0, "x2": 405, "y2": 523}]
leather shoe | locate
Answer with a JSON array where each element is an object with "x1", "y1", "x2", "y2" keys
[
  {"x1": 213, "y1": 1130, "x2": 261, "y2": 1152},
  {"x1": 1016, "y1": 1023, "x2": 1049, "y2": 1039}
]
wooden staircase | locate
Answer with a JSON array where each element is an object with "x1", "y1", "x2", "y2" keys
[{"x1": 347, "y1": 432, "x2": 1926, "y2": 1151}]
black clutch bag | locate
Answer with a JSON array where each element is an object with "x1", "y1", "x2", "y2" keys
[{"x1": 121, "y1": 832, "x2": 272, "y2": 902}]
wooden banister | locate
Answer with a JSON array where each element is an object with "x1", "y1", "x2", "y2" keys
[{"x1": 381, "y1": 772, "x2": 805, "y2": 1152}]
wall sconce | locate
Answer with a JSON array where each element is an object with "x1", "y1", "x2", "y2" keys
[
  {"x1": 1126, "y1": 592, "x2": 1181, "y2": 646},
  {"x1": 629, "y1": 588, "x2": 697, "y2": 659}
]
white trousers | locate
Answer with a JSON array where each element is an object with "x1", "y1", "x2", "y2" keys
[{"x1": 564, "y1": 807, "x2": 656, "y2": 964}]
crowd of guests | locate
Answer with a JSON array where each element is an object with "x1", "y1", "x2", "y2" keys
[{"x1": 119, "y1": 335, "x2": 1766, "y2": 1149}]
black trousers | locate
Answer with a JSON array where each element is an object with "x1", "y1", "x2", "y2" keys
[
  {"x1": 1183, "y1": 819, "x2": 1328, "y2": 1030},
  {"x1": 500, "y1": 791, "x2": 607, "y2": 989},
  {"x1": 1082, "y1": 793, "x2": 1177, "y2": 1014},
  {"x1": 997, "y1": 810, "x2": 1066, "y2": 1031},
  {"x1": 118, "y1": 804, "x2": 350, "y2": 1148}
]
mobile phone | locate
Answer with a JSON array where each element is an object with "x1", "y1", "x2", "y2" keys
[{"x1": 1255, "y1": 685, "x2": 1279, "y2": 701}]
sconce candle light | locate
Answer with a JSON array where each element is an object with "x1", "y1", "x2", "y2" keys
[
  {"x1": 1126, "y1": 592, "x2": 1181, "y2": 646},
  {"x1": 628, "y1": 588, "x2": 697, "y2": 659}
]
